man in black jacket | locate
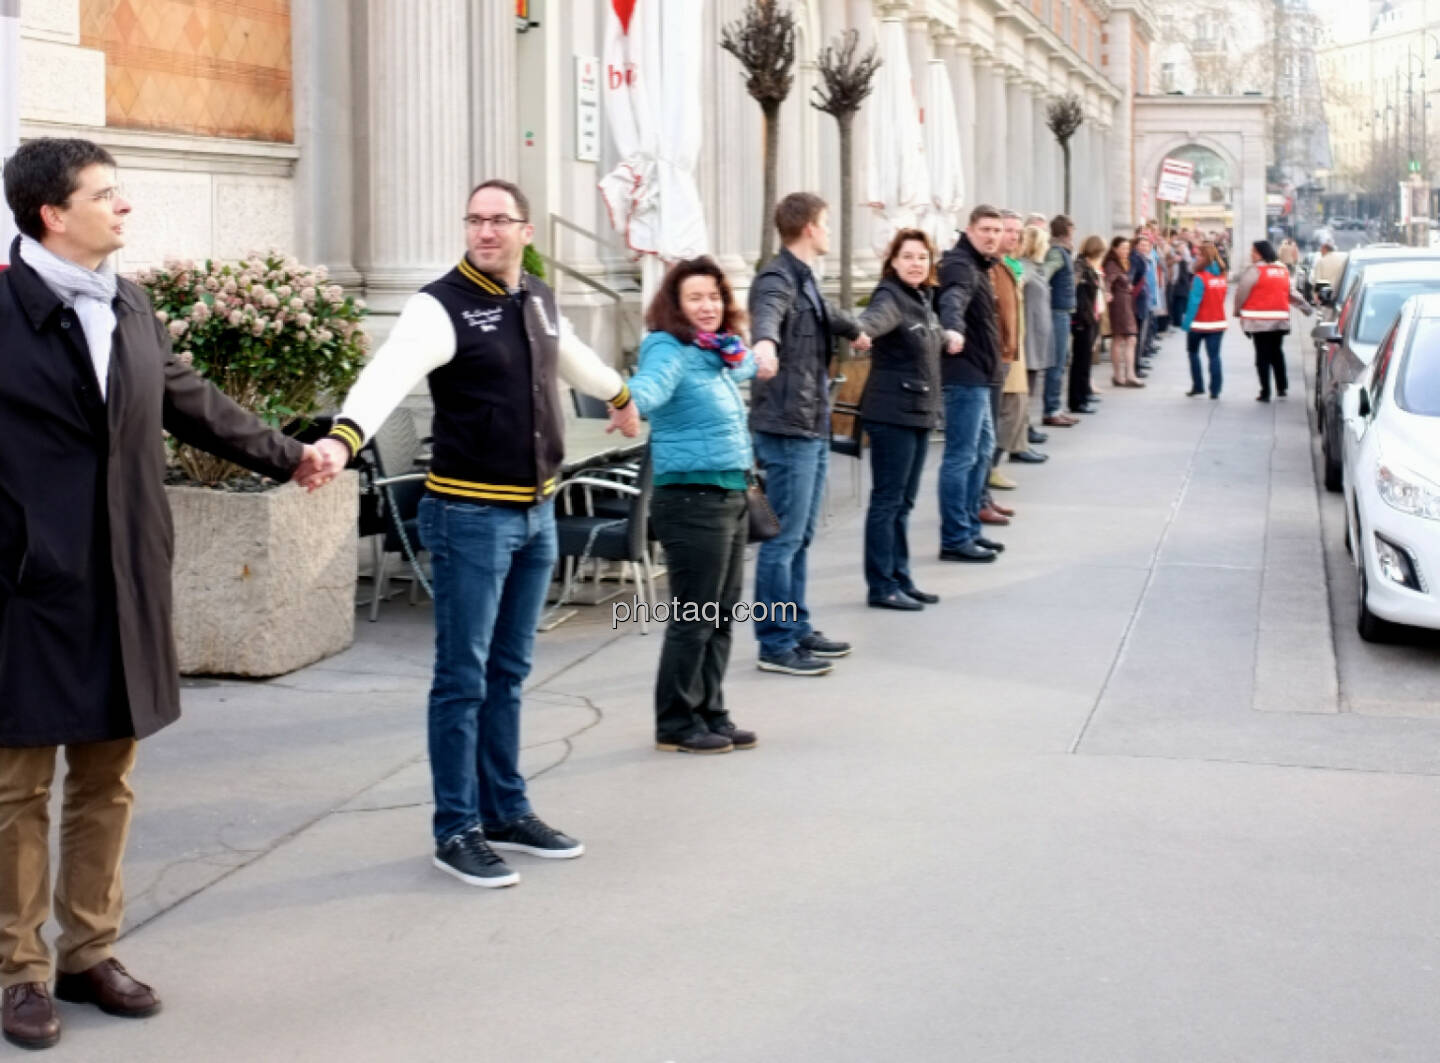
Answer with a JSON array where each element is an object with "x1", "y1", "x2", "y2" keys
[
  {"x1": 936, "y1": 205, "x2": 1006, "y2": 563},
  {"x1": 748, "y1": 193, "x2": 870, "y2": 676}
]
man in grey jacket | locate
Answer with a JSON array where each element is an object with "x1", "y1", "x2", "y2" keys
[{"x1": 748, "y1": 192, "x2": 870, "y2": 676}]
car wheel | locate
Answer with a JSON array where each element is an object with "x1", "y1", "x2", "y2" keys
[
  {"x1": 1356, "y1": 562, "x2": 1396, "y2": 643},
  {"x1": 1322, "y1": 418, "x2": 1343, "y2": 493}
]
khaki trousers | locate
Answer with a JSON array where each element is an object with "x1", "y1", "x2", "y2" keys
[
  {"x1": 0, "y1": 739, "x2": 137, "y2": 986},
  {"x1": 998, "y1": 392, "x2": 1029, "y2": 455}
]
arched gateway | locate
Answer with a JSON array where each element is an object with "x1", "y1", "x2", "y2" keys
[{"x1": 1131, "y1": 95, "x2": 1271, "y2": 266}]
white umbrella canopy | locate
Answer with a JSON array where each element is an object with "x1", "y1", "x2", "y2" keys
[
  {"x1": 864, "y1": 18, "x2": 930, "y2": 256},
  {"x1": 599, "y1": 0, "x2": 710, "y2": 308},
  {"x1": 920, "y1": 59, "x2": 965, "y2": 252}
]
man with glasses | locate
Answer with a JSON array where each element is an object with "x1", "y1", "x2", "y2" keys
[
  {"x1": 0, "y1": 137, "x2": 334, "y2": 1049},
  {"x1": 313, "y1": 179, "x2": 638, "y2": 889}
]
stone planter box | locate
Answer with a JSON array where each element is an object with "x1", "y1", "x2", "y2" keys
[{"x1": 168, "y1": 471, "x2": 359, "y2": 677}]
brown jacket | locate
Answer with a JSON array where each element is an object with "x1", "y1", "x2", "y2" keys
[
  {"x1": 990, "y1": 262, "x2": 1020, "y2": 363},
  {"x1": 0, "y1": 239, "x2": 304, "y2": 746}
]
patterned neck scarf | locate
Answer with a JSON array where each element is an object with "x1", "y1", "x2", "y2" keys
[{"x1": 692, "y1": 331, "x2": 748, "y2": 370}]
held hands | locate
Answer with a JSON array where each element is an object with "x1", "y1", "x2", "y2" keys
[
  {"x1": 294, "y1": 438, "x2": 349, "y2": 492},
  {"x1": 851, "y1": 332, "x2": 873, "y2": 352},
  {"x1": 943, "y1": 330, "x2": 965, "y2": 355},
  {"x1": 606, "y1": 402, "x2": 641, "y2": 437},
  {"x1": 752, "y1": 339, "x2": 779, "y2": 380}
]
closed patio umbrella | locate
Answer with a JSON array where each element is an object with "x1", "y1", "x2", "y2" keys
[{"x1": 864, "y1": 18, "x2": 930, "y2": 255}]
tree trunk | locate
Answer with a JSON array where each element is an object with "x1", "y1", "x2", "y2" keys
[
  {"x1": 838, "y1": 111, "x2": 854, "y2": 313},
  {"x1": 1062, "y1": 139, "x2": 1072, "y2": 216},
  {"x1": 760, "y1": 100, "x2": 781, "y2": 265}
]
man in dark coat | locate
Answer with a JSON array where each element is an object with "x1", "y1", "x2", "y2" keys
[{"x1": 0, "y1": 138, "x2": 329, "y2": 1050}]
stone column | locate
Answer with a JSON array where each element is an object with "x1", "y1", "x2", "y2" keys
[
  {"x1": 355, "y1": 0, "x2": 472, "y2": 312},
  {"x1": 972, "y1": 53, "x2": 998, "y2": 205},
  {"x1": 1033, "y1": 91, "x2": 1051, "y2": 214},
  {"x1": 1006, "y1": 72, "x2": 1031, "y2": 212},
  {"x1": 947, "y1": 42, "x2": 978, "y2": 215},
  {"x1": 292, "y1": 0, "x2": 361, "y2": 287},
  {"x1": 470, "y1": 2, "x2": 519, "y2": 183}
]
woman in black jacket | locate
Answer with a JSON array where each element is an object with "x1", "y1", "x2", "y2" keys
[
  {"x1": 1069, "y1": 235, "x2": 1106, "y2": 413},
  {"x1": 856, "y1": 229, "x2": 945, "y2": 611}
]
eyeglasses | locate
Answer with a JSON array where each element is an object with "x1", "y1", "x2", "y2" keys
[
  {"x1": 463, "y1": 214, "x2": 526, "y2": 232},
  {"x1": 83, "y1": 185, "x2": 124, "y2": 204}
]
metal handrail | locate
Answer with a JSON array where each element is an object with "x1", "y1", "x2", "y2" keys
[{"x1": 544, "y1": 213, "x2": 642, "y2": 368}]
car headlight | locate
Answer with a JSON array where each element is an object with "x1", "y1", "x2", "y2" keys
[{"x1": 1376, "y1": 461, "x2": 1440, "y2": 520}]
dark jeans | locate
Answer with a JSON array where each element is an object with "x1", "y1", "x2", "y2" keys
[
  {"x1": 1186, "y1": 330, "x2": 1224, "y2": 397},
  {"x1": 418, "y1": 495, "x2": 557, "y2": 843},
  {"x1": 649, "y1": 486, "x2": 746, "y2": 742},
  {"x1": 1069, "y1": 321, "x2": 1097, "y2": 411},
  {"x1": 1252, "y1": 330, "x2": 1289, "y2": 397},
  {"x1": 863, "y1": 421, "x2": 929, "y2": 598},
  {"x1": 1044, "y1": 310, "x2": 1072, "y2": 416},
  {"x1": 939, "y1": 384, "x2": 995, "y2": 550},
  {"x1": 752, "y1": 432, "x2": 827, "y2": 657},
  {"x1": 1136, "y1": 309, "x2": 1154, "y2": 358}
]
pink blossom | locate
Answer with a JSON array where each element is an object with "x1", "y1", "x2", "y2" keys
[
  {"x1": 300, "y1": 286, "x2": 317, "y2": 305},
  {"x1": 204, "y1": 276, "x2": 219, "y2": 291},
  {"x1": 228, "y1": 310, "x2": 244, "y2": 326},
  {"x1": 262, "y1": 292, "x2": 280, "y2": 309},
  {"x1": 296, "y1": 312, "x2": 313, "y2": 328},
  {"x1": 323, "y1": 285, "x2": 344, "y2": 304},
  {"x1": 277, "y1": 285, "x2": 293, "y2": 299},
  {"x1": 189, "y1": 302, "x2": 211, "y2": 322},
  {"x1": 288, "y1": 297, "x2": 304, "y2": 312},
  {"x1": 167, "y1": 319, "x2": 189, "y2": 338},
  {"x1": 155, "y1": 310, "x2": 169, "y2": 324},
  {"x1": 317, "y1": 328, "x2": 334, "y2": 343},
  {"x1": 222, "y1": 279, "x2": 238, "y2": 295},
  {"x1": 251, "y1": 320, "x2": 266, "y2": 337}
]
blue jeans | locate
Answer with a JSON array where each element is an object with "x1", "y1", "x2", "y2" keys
[
  {"x1": 1187, "y1": 330, "x2": 1223, "y2": 397},
  {"x1": 1044, "y1": 310, "x2": 1072, "y2": 416},
  {"x1": 752, "y1": 432, "x2": 827, "y2": 657},
  {"x1": 939, "y1": 384, "x2": 995, "y2": 550},
  {"x1": 863, "y1": 422, "x2": 929, "y2": 598},
  {"x1": 417, "y1": 495, "x2": 557, "y2": 843}
]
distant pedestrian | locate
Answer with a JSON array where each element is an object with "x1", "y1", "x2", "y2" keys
[
  {"x1": 1233, "y1": 239, "x2": 1313, "y2": 402},
  {"x1": 628, "y1": 257, "x2": 767, "y2": 754},
  {"x1": 857, "y1": 229, "x2": 946, "y2": 608},
  {"x1": 1042, "y1": 215, "x2": 1079, "y2": 426},
  {"x1": 1069, "y1": 235, "x2": 1106, "y2": 413},
  {"x1": 1182, "y1": 241, "x2": 1227, "y2": 399},
  {"x1": 1104, "y1": 237, "x2": 1143, "y2": 387}
]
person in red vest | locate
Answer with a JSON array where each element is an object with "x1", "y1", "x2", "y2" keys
[
  {"x1": 1232, "y1": 239, "x2": 1312, "y2": 402},
  {"x1": 1182, "y1": 241, "x2": 1228, "y2": 399}
]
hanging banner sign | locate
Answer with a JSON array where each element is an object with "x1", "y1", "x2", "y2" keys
[{"x1": 1155, "y1": 157, "x2": 1195, "y2": 204}]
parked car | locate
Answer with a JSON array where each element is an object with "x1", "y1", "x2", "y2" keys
[
  {"x1": 1340, "y1": 292, "x2": 1440, "y2": 640},
  {"x1": 1317, "y1": 260, "x2": 1440, "y2": 490}
]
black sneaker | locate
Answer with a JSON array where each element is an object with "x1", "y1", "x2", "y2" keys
[
  {"x1": 434, "y1": 828, "x2": 520, "y2": 887},
  {"x1": 485, "y1": 813, "x2": 585, "y2": 859},
  {"x1": 710, "y1": 721, "x2": 757, "y2": 749},
  {"x1": 800, "y1": 631, "x2": 852, "y2": 658},
  {"x1": 757, "y1": 648, "x2": 833, "y2": 676},
  {"x1": 975, "y1": 536, "x2": 1006, "y2": 553},
  {"x1": 657, "y1": 731, "x2": 734, "y2": 754}
]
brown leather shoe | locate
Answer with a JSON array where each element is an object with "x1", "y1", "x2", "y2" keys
[
  {"x1": 988, "y1": 501, "x2": 1016, "y2": 517},
  {"x1": 1043, "y1": 414, "x2": 1079, "y2": 426},
  {"x1": 979, "y1": 506, "x2": 1011, "y2": 526},
  {"x1": 3, "y1": 983, "x2": 60, "y2": 1049},
  {"x1": 54, "y1": 959, "x2": 161, "y2": 1019}
]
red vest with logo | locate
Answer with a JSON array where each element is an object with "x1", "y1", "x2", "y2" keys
[
  {"x1": 1191, "y1": 271, "x2": 1228, "y2": 331},
  {"x1": 1240, "y1": 264, "x2": 1292, "y2": 322}
]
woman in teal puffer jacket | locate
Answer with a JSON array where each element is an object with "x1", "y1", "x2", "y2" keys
[{"x1": 628, "y1": 257, "x2": 776, "y2": 755}]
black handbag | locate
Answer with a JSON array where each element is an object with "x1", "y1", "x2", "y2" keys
[{"x1": 744, "y1": 471, "x2": 781, "y2": 543}]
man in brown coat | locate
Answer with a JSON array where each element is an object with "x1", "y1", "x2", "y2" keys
[{"x1": 0, "y1": 138, "x2": 331, "y2": 1050}]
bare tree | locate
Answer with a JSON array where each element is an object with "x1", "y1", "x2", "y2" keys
[
  {"x1": 720, "y1": 0, "x2": 797, "y2": 264},
  {"x1": 811, "y1": 28, "x2": 881, "y2": 311},
  {"x1": 1046, "y1": 94, "x2": 1085, "y2": 216}
]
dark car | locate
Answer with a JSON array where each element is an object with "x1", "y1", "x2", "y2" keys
[
  {"x1": 1311, "y1": 245, "x2": 1440, "y2": 420},
  {"x1": 1317, "y1": 259, "x2": 1440, "y2": 490}
]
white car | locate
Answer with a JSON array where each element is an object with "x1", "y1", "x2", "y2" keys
[{"x1": 1341, "y1": 292, "x2": 1440, "y2": 641}]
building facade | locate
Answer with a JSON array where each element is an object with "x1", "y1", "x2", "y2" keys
[{"x1": 15, "y1": 0, "x2": 1164, "y2": 347}]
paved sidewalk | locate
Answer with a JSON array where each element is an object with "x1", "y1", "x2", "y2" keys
[{"x1": 32, "y1": 327, "x2": 1440, "y2": 1062}]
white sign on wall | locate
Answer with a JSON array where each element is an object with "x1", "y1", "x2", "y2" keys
[
  {"x1": 575, "y1": 55, "x2": 601, "y2": 163},
  {"x1": 1156, "y1": 157, "x2": 1195, "y2": 204}
]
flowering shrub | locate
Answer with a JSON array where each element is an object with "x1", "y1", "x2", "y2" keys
[{"x1": 138, "y1": 251, "x2": 369, "y2": 484}]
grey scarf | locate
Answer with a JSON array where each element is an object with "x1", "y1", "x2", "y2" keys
[{"x1": 18, "y1": 235, "x2": 118, "y2": 399}]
